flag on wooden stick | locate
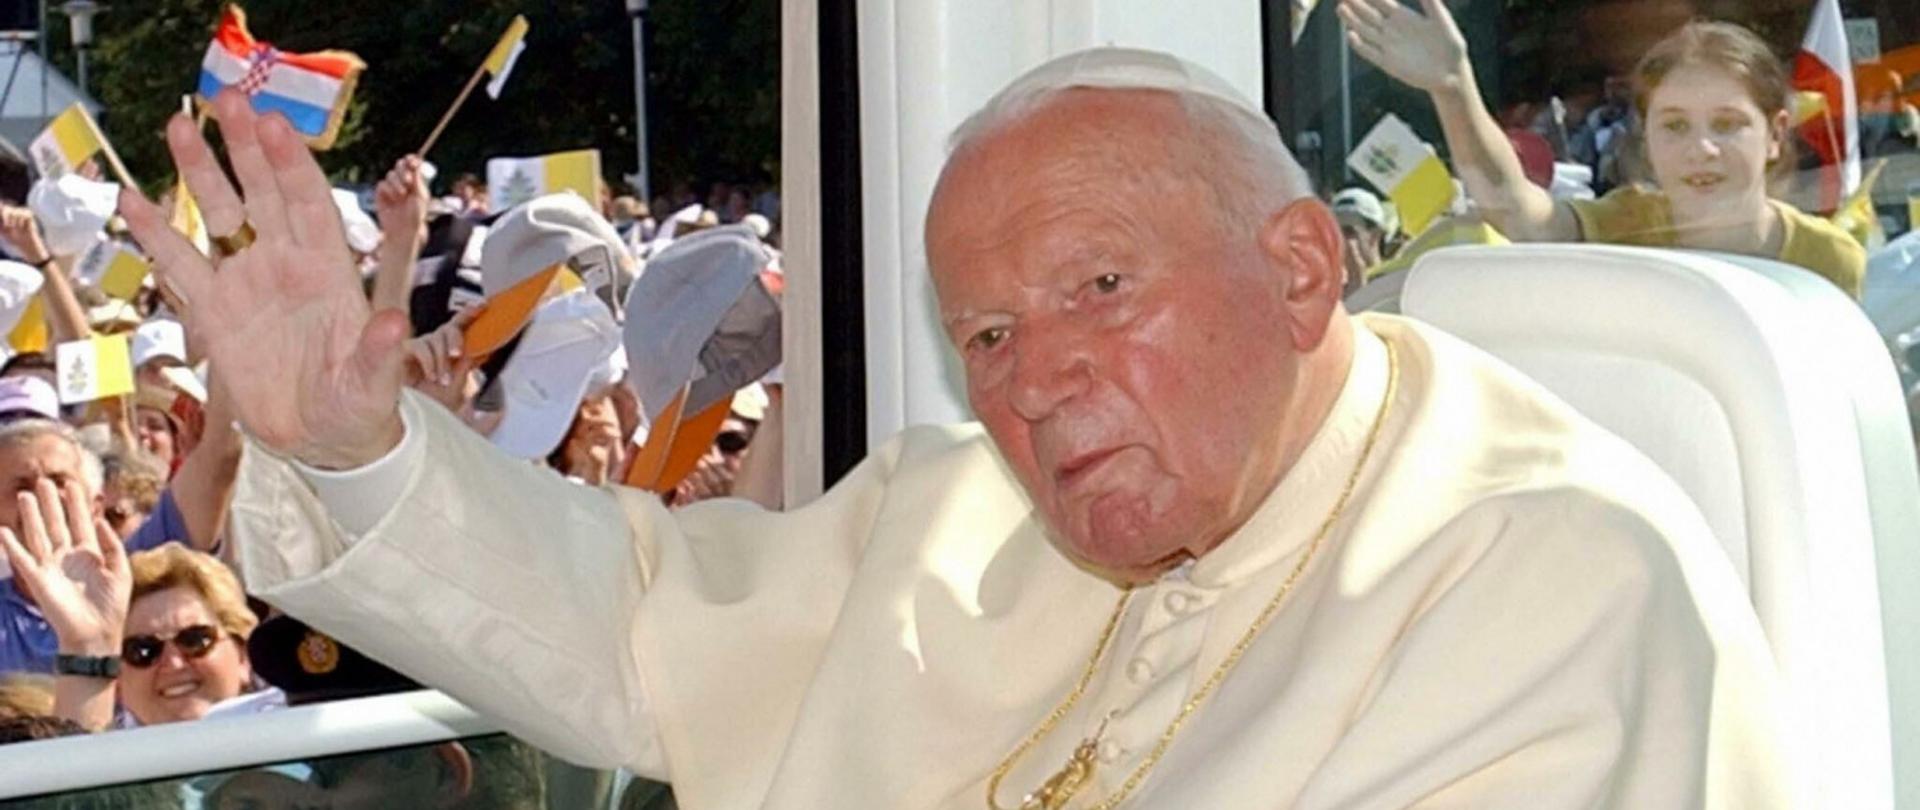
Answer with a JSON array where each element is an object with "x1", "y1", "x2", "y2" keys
[
  {"x1": 484, "y1": 16, "x2": 530, "y2": 99},
  {"x1": 27, "y1": 104, "x2": 102, "y2": 179}
]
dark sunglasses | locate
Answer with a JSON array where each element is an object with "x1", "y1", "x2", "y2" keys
[
  {"x1": 716, "y1": 430, "x2": 750, "y2": 455},
  {"x1": 121, "y1": 624, "x2": 223, "y2": 669}
]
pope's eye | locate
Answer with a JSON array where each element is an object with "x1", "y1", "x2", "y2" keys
[
  {"x1": 968, "y1": 327, "x2": 1009, "y2": 352},
  {"x1": 1093, "y1": 273, "x2": 1122, "y2": 294}
]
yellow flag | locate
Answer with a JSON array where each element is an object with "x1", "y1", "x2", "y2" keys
[
  {"x1": 75, "y1": 240, "x2": 153, "y2": 300},
  {"x1": 27, "y1": 104, "x2": 103, "y2": 179},
  {"x1": 1791, "y1": 91, "x2": 1831, "y2": 127},
  {"x1": 1831, "y1": 159, "x2": 1886, "y2": 250},
  {"x1": 482, "y1": 16, "x2": 530, "y2": 99},
  {"x1": 8, "y1": 297, "x2": 48, "y2": 355},
  {"x1": 54, "y1": 333, "x2": 134, "y2": 404},
  {"x1": 170, "y1": 176, "x2": 210, "y2": 256},
  {"x1": 485, "y1": 149, "x2": 602, "y2": 212},
  {"x1": 1347, "y1": 114, "x2": 1456, "y2": 237}
]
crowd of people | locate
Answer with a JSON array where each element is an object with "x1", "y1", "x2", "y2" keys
[{"x1": 0, "y1": 83, "x2": 782, "y2": 807}]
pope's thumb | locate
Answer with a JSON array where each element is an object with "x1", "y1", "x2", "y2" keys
[{"x1": 351, "y1": 309, "x2": 414, "y2": 389}]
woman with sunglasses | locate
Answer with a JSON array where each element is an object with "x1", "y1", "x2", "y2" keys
[
  {"x1": 117, "y1": 543, "x2": 260, "y2": 726},
  {"x1": 2, "y1": 480, "x2": 259, "y2": 730}
]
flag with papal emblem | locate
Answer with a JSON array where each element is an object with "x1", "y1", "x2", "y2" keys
[
  {"x1": 27, "y1": 104, "x2": 104, "y2": 179},
  {"x1": 54, "y1": 333, "x2": 134, "y2": 404},
  {"x1": 196, "y1": 4, "x2": 365, "y2": 150},
  {"x1": 1347, "y1": 114, "x2": 1455, "y2": 237}
]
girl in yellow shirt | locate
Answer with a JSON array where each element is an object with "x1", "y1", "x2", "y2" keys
[{"x1": 1337, "y1": 2, "x2": 1864, "y2": 299}]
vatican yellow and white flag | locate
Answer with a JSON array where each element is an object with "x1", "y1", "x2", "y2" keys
[
  {"x1": 75, "y1": 241, "x2": 152, "y2": 300},
  {"x1": 28, "y1": 104, "x2": 105, "y2": 179},
  {"x1": 1347, "y1": 113, "x2": 1455, "y2": 237},
  {"x1": 483, "y1": 15, "x2": 529, "y2": 99},
  {"x1": 54, "y1": 333, "x2": 134, "y2": 404},
  {"x1": 487, "y1": 149, "x2": 601, "y2": 212}
]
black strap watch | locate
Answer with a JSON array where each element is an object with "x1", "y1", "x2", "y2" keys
[{"x1": 54, "y1": 653, "x2": 121, "y2": 679}]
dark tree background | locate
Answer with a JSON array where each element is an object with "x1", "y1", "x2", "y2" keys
[{"x1": 38, "y1": 0, "x2": 778, "y2": 195}]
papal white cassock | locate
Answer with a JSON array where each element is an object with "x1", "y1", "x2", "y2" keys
[{"x1": 228, "y1": 314, "x2": 1795, "y2": 808}]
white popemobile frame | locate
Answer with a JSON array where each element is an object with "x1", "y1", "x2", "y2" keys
[{"x1": 0, "y1": 690, "x2": 495, "y2": 798}]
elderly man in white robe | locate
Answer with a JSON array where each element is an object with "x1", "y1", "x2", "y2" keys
[{"x1": 119, "y1": 49, "x2": 1793, "y2": 809}]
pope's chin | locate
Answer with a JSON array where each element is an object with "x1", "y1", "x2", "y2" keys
[{"x1": 1045, "y1": 490, "x2": 1187, "y2": 586}]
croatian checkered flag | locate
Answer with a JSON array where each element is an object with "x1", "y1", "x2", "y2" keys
[{"x1": 195, "y1": 4, "x2": 366, "y2": 150}]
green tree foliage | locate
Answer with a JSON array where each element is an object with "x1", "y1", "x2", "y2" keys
[{"x1": 51, "y1": 0, "x2": 777, "y2": 195}]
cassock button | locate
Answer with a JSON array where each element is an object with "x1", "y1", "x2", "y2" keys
[
  {"x1": 1099, "y1": 739, "x2": 1124, "y2": 763},
  {"x1": 1163, "y1": 590, "x2": 1195, "y2": 615},
  {"x1": 1126, "y1": 657, "x2": 1155, "y2": 684}
]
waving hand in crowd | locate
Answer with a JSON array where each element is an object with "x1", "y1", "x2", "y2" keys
[{"x1": 0, "y1": 479, "x2": 130, "y2": 731}]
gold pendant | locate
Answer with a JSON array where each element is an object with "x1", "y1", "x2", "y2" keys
[{"x1": 1019, "y1": 737, "x2": 1100, "y2": 810}]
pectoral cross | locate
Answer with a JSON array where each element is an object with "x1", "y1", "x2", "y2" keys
[{"x1": 1019, "y1": 716, "x2": 1111, "y2": 810}]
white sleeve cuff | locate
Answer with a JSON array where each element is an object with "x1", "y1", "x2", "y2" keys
[{"x1": 290, "y1": 400, "x2": 426, "y2": 537}]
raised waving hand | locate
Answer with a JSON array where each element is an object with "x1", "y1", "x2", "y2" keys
[
  {"x1": 1338, "y1": 0, "x2": 1471, "y2": 94},
  {"x1": 0, "y1": 479, "x2": 131, "y2": 658},
  {"x1": 120, "y1": 90, "x2": 411, "y2": 470}
]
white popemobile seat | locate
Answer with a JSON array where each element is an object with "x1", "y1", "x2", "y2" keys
[{"x1": 1399, "y1": 244, "x2": 1920, "y2": 810}]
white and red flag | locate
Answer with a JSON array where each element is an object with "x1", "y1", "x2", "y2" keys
[{"x1": 1791, "y1": 0, "x2": 1859, "y2": 213}]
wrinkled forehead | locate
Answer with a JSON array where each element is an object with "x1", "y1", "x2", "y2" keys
[
  {"x1": 928, "y1": 90, "x2": 1190, "y2": 232},
  {"x1": 926, "y1": 92, "x2": 1231, "y2": 316}
]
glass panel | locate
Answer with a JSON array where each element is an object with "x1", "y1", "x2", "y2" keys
[
  {"x1": 1269, "y1": 0, "x2": 1920, "y2": 427},
  {"x1": 1, "y1": 733, "x2": 674, "y2": 810}
]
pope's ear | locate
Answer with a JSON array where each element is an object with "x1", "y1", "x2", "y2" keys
[
  {"x1": 1257, "y1": 198, "x2": 1344, "y2": 351},
  {"x1": 431, "y1": 742, "x2": 475, "y2": 802}
]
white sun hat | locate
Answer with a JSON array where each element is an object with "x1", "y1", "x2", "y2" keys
[{"x1": 487, "y1": 290, "x2": 621, "y2": 459}]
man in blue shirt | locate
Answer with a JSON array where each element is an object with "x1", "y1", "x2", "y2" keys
[{"x1": 0, "y1": 419, "x2": 176, "y2": 674}]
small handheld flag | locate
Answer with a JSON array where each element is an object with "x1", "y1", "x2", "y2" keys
[
  {"x1": 1830, "y1": 159, "x2": 1887, "y2": 251},
  {"x1": 420, "y1": 15, "x2": 534, "y2": 155},
  {"x1": 1791, "y1": 0, "x2": 1859, "y2": 213},
  {"x1": 9, "y1": 297, "x2": 47, "y2": 356},
  {"x1": 75, "y1": 241, "x2": 152, "y2": 301},
  {"x1": 168, "y1": 97, "x2": 213, "y2": 257},
  {"x1": 27, "y1": 104, "x2": 102, "y2": 179},
  {"x1": 28, "y1": 103, "x2": 136, "y2": 188},
  {"x1": 486, "y1": 150, "x2": 602, "y2": 212},
  {"x1": 484, "y1": 16, "x2": 530, "y2": 100},
  {"x1": 197, "y1": 5, "x2": 366, "y2": 150},
  {"x1": 54, "y1": 333, "x2": 135, "y2": 404},
  {"x1": 1347, "y1": 114, "x2": 1455, "y2": 237}
]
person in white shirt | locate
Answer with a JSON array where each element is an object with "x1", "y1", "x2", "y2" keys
[{"x1": 115, "y1": 48, "x2": 1794, "y2": 809}]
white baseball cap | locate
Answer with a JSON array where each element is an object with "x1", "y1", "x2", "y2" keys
[
  {"x1": 28, "y1": 174, "x2": 119, "y2": 257},
  {"x1": 487, "y1": 290, "x2": 621, "y2": 459},
  {"x1": 1330, "y1": 187, "x2": 1389, "y2": 230},
  {"x1": 132, "y1": 319, "x2": 188, "y2": 369},
  {"x1": 463, "y1": 195, "x2": 630, "y2": 361},
  {"x1": 481, "y1": 193, "x2": 630, "y2": 301}
]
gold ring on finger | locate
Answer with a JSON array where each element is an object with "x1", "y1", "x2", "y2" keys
[{"x1": 211, "y1": 220, "x2": 257, "y2": 258}]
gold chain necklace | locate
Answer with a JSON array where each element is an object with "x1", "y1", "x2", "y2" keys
[{"x1": 986, "y1": 339, "x2": 1400, "y2": 810}]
